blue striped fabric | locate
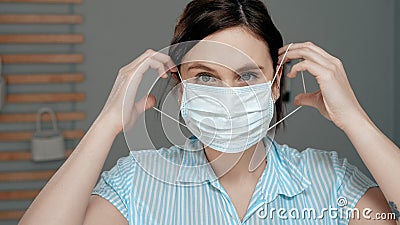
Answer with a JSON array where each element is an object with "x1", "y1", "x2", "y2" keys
[{"x1": 92, "y1": 136, "x2": 377, "y2": 225}]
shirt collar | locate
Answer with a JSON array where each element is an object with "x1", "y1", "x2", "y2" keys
[
  {"x1": 259, "y1": 138, "x2": 311, "y2": 202},
  {"x1": 175, "y1": 136, "x2": 311, "y2": 199},
  {"x1": 175, "y1": 136, "x2": 217, "y2": 184}
]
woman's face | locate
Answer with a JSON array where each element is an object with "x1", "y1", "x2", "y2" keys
[{"x1": 179, "y1": 26, "x2": 280, "y2": 97}]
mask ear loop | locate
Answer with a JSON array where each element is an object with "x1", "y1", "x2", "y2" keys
[
  {"x1": 271, "y1": 43, "x2": 293, "y2": 85},
  {"x1": 152, "y1": 69, "x2": 188, "y2": 128},
  {"x1": 267, "y1": 43, "x2": 307, "y2": 131},
  {"x1": 248, "y1": 44, "x2": 307, "y2": 172}
]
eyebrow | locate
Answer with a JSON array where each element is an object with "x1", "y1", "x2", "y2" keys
[
  {"x1": 187, "y1": 62, "x2": 264, "y2": 73},
  {"x1": 187, "y1": 64, "x2": 217, "y2": 73}
]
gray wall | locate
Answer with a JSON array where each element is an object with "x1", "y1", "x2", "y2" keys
[{"x1": 0, "y1": 1, "x2": 398, "y2": 224}]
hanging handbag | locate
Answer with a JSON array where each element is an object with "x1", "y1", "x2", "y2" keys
[{"x1": 31, "y1": 107, "x2": 66, "y2": 162}]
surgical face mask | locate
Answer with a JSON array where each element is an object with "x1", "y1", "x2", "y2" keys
[
  {"x1": 180, "y1": 81, "x2": 274, "y2": 153},
  {"x1": 178, "y1": 44, "x2": 294, "y2": 153}
]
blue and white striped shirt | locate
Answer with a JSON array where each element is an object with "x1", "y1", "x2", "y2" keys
[{"x1": 92, "y1": 136, "x2": 377, "y2": 225}]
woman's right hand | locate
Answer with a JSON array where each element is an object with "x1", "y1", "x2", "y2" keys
[
  {"x1": 17, "y1": 50, "x2": 176, "y2": 225},
  {"x1": 97, "y1": 49, "x2": 177, "y2": 136}
]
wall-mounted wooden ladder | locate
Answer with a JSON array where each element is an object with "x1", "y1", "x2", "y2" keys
[{"x1": 0, "y1": 0, "x2": 84, "y2": 221}]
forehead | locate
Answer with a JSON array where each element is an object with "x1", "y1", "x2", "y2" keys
[{"x1": 180, "y1": 27, "x2": 273, "y2": 73}]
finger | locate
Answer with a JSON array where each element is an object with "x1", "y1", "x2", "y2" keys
[
  {"x1": 150, "y1": 52, "x2": 178, "y2": 72},
  {"x1": 123, "y1": 49, "x2": 177, "y2": 74},
  {"x1": 294, "y1": 91, "x2": 331, "y2": 120},
  {"x1": 294, "y1": 91, "x2": 321, "y2": 108},
  {"x1": 125, "y1": 58, "x2": 171, "y2": 102},
  {"x1": 135, "y1": 58, "x2": 170, "y2": 78},
  {"x1": 287, "y1": 60, "x2": 332, "y2": 82},
  {"x1": 278, "y1": 48, "x2": 332, "y2": 68},
  {"x1": 135, "y1": 94, "x2": 156, "y2": 115},
  {"x1": 128, "y1": 50, "x2": 177, "y2": 73},
  {"x1": 279, "y1": 42, "x2": 333, "y2": 60},
  {"x1": 124, "y1": 49, "x2": 158, "y2": 70}
]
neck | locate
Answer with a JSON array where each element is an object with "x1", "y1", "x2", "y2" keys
[{"x1": 204, "y1": 140, "x2": 267, "y2": 183}]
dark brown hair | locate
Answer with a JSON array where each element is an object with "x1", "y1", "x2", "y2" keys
[{"x1": 168, "y1": 0, "x2": 285, "y2": 128}]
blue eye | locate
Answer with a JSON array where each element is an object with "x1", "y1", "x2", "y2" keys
[
  {"x1": 196, "y1": 73, "x2": 215, "y2": 83},
  {"x1": 240, "y1": 72, "x2": 258, "y2": 81}
]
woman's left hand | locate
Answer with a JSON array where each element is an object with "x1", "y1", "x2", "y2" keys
[{"x1": 278, "y1": 42, "x2": 367, "y2": 131}]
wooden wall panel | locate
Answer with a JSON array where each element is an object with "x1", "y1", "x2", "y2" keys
[
  {"x1": 0, "y1": 150, "x2": 73, "y2": 161},
  {"x1": 5, "y1": 73, "x2": 85, "y2": 84},
  {"x1": 0, "y1": 0, "x2": 82, "y2": 3},
  {"x1": 0, "y1": 210, "x2": 25, "y2": 220},
  {"x1": 0, "y1": 190, "x2": 40, "y2": 200},
  {"x1": 0, "y1": 14, "x2": 83, "y2": 24},
  {"x1": 0, "y1": 130, "x2": 84, "y2": 141},
  {"x1": 0, "y1": 54, "x2": 84, "y2": 64},
  {"x1": 0, "y1": 1, "x2": 85, "y2": 220},
  {"x1": 7, "y1": 93, "x2": 85, "y2": 103},
  {"x1": 0, "y1": 170, "x2": 56, "y2": 182},
  {"x1": 0, "y1": 34, "x2": 84, "y2": 44},
  {"x1": 0, "y1": 112, "x2": 85, "y2": 123}
]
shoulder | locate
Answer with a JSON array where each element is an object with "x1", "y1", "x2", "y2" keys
[
  {"x1": 129, "y1": 144, "x2": 184, "y2": 164},
  {"x1": 273, "y1": 141, "x2": 340, "y2": 173},
  {"x1": 95, "y1": 144, "x2": 184, "y2": 189},
  {"x1": 273, "y1": 141, "x2": 378, "y2": 219},
  {"x1": 92, "y1": 145, "x2": 185, "y2": 218},
  {"x1": 128, "y1": 144, "x2": 185, "y2": 176},
  {"x1": 272, "y1": 141, "x2": 376, "y2": 189},
  {"x1": 93, "y1": 153, "x2": 136, "y2": 200},
  {"x1": 274, "y1": 142, "x2": 344, "y2": 170}
]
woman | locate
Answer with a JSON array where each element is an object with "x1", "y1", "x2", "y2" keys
[{"x1": 19, "y1": 0, "x2": 399, "y2": 225}]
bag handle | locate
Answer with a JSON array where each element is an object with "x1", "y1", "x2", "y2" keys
[{"x1": 35, "y1": 107, "x2": 59, "y2": 133}]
